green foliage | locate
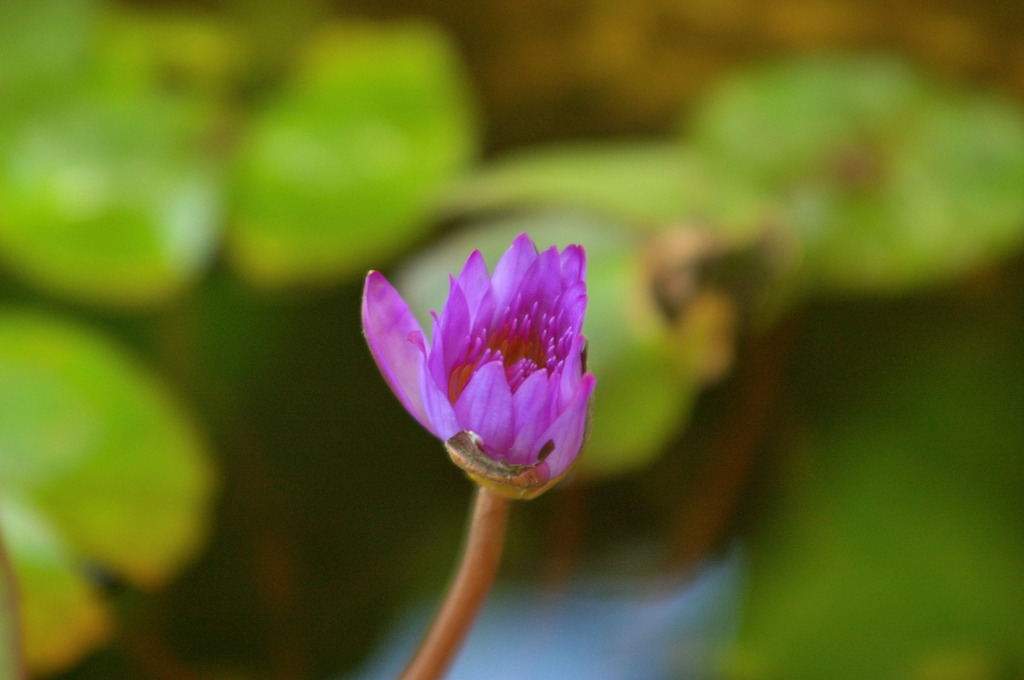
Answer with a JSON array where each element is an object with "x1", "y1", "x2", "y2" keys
[
  {"x1": 446, "y1": 141, "x2": 770, "y2": 228},
  {"x1": 0, "y1": 1, "x2": 223, "y2": 307},
  {"x1": 0, "y1": 99, "x2": 221, "y2": 306},
  {"x1": 0, "y1": 0, "x2": 95, "y2": 116},
  {"x1": 0, "y1": 311, "x2": 214, "y2": 673},
  {"x1": 0, "y1": 0, "x2": 484, "y2": 673},
  {"x1": 690, "y1": 55, "x2": 1024, "y2": 292},
  {"x1": 0, "y1": 4, "x2": 480, "y2": 304},
  {"x1": 1, "y1": 502, "x2": 106, "y2": 678},
  {"x1": 229, "y1": 22, "x2": 477, "y2": 285}
]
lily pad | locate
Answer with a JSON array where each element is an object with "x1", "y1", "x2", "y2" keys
[
  {"x1": 1, "y1": 502, "x2": 107, "y2": 678},
  {"x1": 0, "y1": 1, "x2": 223, "y2": 308},
  {"x1": 445, "y1": 141, "x2": 770, "y2": 228},
  {"x1": 0, "y1": 311, "x2": 215, "y2": 673},
  {"x1": 0, "y1": 98, "x2": 221, "y2": 306},
  {"x1": 0, "y1": 0, "x2": 94, "y2": 121},
  {"x1": 690, "y1": 56, "x2": 1024, "y2": 292},
  {"x1": 229, "y1": 21, "x2": 477, "y2": 285}
]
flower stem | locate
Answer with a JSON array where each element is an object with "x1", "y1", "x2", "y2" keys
[{"x1": 399, "y1": 487, "x2": 511, "y2": 680}]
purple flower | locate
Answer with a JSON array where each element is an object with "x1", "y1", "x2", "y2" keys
[{"x1": 362, "y1": 233, "x2": 595, "y2": 499}]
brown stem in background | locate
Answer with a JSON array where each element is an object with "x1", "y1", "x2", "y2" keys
[
  {"x1": 665, "y1": 318, "x2": 795, "y2": 571},
  {"x1": 399, "y1": 487, "x2": 510, "y2": 680},
  {"x1": 541, "y1": 481, "x2": 586, "y2": 593}
]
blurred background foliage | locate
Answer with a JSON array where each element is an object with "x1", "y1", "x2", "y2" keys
[{"x1": 0, "y1": 0, "x2": 1023, "y2": 678}]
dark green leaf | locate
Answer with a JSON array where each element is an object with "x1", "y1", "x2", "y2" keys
[{"x1": 727, "y1": 298, "x2": 1024, "y2": 679}]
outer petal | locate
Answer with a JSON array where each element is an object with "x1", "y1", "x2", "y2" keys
[
  {"x1": 437, "y1": 276, "x2": 473, "y2": 371},
  {"x1": 418, "y1": 363, "x2": 460, "y2": 439},
  {"x1": 454, "y1": 250, "x2": 492, "y2": 321},
  {"x1": 362, "y1": 271, "x2": 430, "y2": 428},
  {"x1": 426, "y1": 311, "x2": 449, "y2": 397},
  {"x1": 559, "y1": 244, "x2": 586, "y2": 289},
  {"x1": 508, "y1": 369, "x2": 554, "y2": 466},
  {"x1": 558, "y1": 333, "x2": 588, "y2": 408},
  {"x1": 453, "y1": 360, "x2": 515, "y2": 460},
  {"x1": 490, "y1": 233, "x2": 538, "y2": 311},
  {"x1": 557, "y1": 281, "x2": 588, "y2": 333},
  {"x1": 533, "y1": 373, "x2": 596, "y2": 479}
]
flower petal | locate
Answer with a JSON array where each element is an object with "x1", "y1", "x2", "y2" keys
[
  {"x1": 533, "y1": 373, "x2": 596, "y2": 479},
  {"x1": 437, "y1": 276, "x2": 473, "y2": 371},
  {"x1": 453, "y1": 360, "x2": 515, "y2": 459},
  {"x1": 362, "y1": 271, "x2": 429, "y2": 428},
  {"x1": 558, "y1": 333, "x2": 588, "y2": 408},
  {"x1": 558, "y1": 281, "x2": 588, "y2": 332},
  {"x1": 509, "y1": 370, "x2": 554, "y2": 466},
  {"x1": 418, "y1": 364, "x2": 460, "y2": 439},
  {"x1": 490, "y1": 233, "x2": 538, "y2": 311},
  {"x1": 515, "y1": 245, "x2": 561, "y2": 318},
  {"x1": 455, "y1": 250, "x2": 492, "y2": 321},
  {"x1": 559, "y1": 244, "x2": 586, "y2": 288}
]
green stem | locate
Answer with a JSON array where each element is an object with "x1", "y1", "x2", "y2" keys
[{"x1": 399, "y1": 487, "x2": 511, "y2": 680}]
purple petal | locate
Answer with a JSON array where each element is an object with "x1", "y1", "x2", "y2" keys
[
  {"x1": 425, "y1": 312, "x2": 449, "y2": 398},
  {"x1": 508, "y1": 370, "x2": 554, "y2": 466},
  {"x1": 437, "y1": 277, "x2": 473, "y2": 371},
  {"x1": 362, "y1": 271, "x2": 430, "y2": 428},
  {"x1": 418, "y1": 366, "x2": 460, "y2": 439},
  {"x1": 557, "y1": 282, "x2": 588, "y2": 333},
  {"x1": 472, "y1": 286, "x2": 497, "y2": 336},
  {"x1": 532, "y1": 373, "x2": 596, "y2": 479},
  {"x1": 490, "y1": 233, "x2": 538, "y2": 311},
  {"x1": 515, "y1": 246, "x2": 561, "y2": 317},
  {"x1": 453, "y1": 361, "x2": 515, "y2": 460},
  {"x1": 559, "y1": 244, "x2": 586, "y2": 288},
  {"x1": 455, "y1": 250, "x2": 492, "y2": 321},
  {"x1": 558, "y1": 334, "x2": 588, "y2": 408}
]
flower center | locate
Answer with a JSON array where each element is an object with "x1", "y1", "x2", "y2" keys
[{"x1": 446, "y1": 301, "x2": 573, "y2": 403}]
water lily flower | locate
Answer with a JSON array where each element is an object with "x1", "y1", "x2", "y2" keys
[{"x1": 362, "y1": 233, "x2": 595, "y2": 499}]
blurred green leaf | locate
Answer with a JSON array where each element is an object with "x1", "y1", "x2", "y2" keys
[
  {"x1": 0, "y1": 1, "x2": 224, "y2": 308},
  {"x1": 690, "y1": 56, "x2": 928, "y2": 188},
  {"x1": 0, "y1": 98, "x2": 221, "y2": 306},
  {"x1": 727, "y1": 297, "x2": 1024, "y2": 679},
  {"x1": 218, "y1": 0, "x2": 328, "y2": 75},
  {"x1": 446, "y1": 142, "x2": 771, "y2": 228},
  {"x1": 229, "y1": 21, "x2": 477, "y2": 285},
  {"x1": 0, "y1": 311, "x2": 215, "y2": 673},
  {"x1": 0, "y1": 0, "x2": 95, "y2": 121},
  {"x1": 91, "y1": 8, "x2": 245, "y2": 106},
  {"x1": 690, "y1": 56, "x2": 1024, "y2": 292},
  {"x1": 1, "y1": 502, "x2": 106, "y2": 678}
]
